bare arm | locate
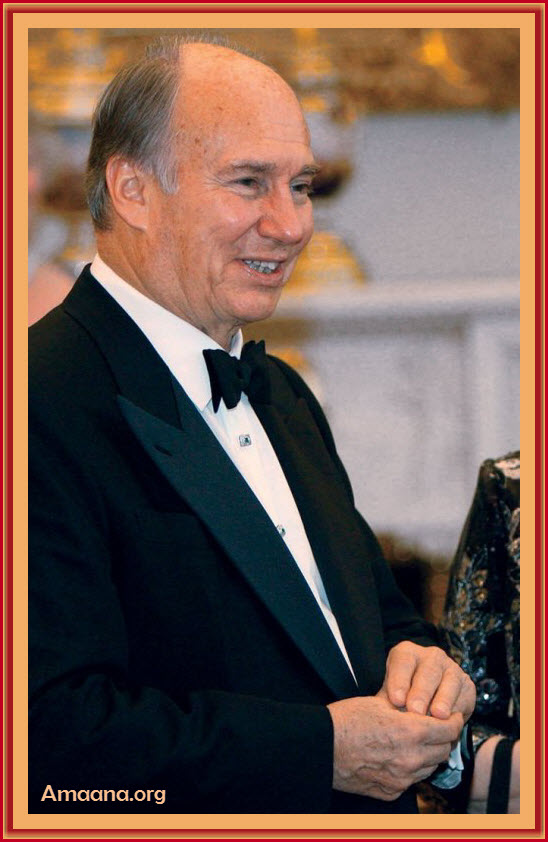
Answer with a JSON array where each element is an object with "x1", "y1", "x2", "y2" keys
[{"x1": 468, "y1": 737, "x2": 520, "y2": 814}]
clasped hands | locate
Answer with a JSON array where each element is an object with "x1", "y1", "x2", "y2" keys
[{"x1": 328, "y1": 641, "x2": 476, "y2": 800}]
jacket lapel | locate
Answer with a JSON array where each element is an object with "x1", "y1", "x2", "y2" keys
[
  {"x1": 118, "y1": 391, "x2": 357, "y2": 700},
  {"x1": 63, "y1": 269, "x2": 356, "y2": 699}
]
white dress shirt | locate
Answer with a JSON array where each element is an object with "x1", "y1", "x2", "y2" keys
[{"x1": 90, "y1": 255, "x2": 356, "y2": 679}]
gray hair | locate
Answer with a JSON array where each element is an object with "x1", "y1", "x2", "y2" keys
[{"x1": 85, "y1": 33, "x2": 258, "y2": 230}]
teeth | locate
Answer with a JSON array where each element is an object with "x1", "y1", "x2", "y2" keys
[{"x1": 244, "y1": 260, "x2": 280, "y2": 274}]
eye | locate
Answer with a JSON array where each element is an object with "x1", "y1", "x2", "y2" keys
[
  {"x1": 291, "y1": 181, "x2": 314, "y2": 199},
  {"x1": 234, "y1": 177, "x2": 260, "y2": 189}
]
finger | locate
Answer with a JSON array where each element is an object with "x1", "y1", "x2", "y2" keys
[
  {"x1": 429, "y1": 667, "x2": 476, "y2": 720},
  {"x1": 368, "y1": 773, "x2": 411, "y2": 800},
  {"x1": 421, "y1": 711, "x2": 464, "y2": 745},
  {"x1": 383, "y1": 645, "x2": 419, "y2": 709},
  {"x1": 413, "y1": 763, "x2": 441, "y2": 783},
  {"x1": 423, "y1": 663, "x2": 464, "y2": 719},
  {"x1": 375, "y1": 684, "x2": 406, "y2": 712},
  {"x1": 396, "y1": 745, "x2": 452, "y2": 779},
  {"x1": 452, "y1": 673, "x2": 476, "y2": 722},
  {"x1": 404, "y1": 653, "x2": 446, "y2": 716},
  {"x1": 375, "y1": 753, "x2": 447, "y2": 796},
  {"x1": 416, "y1": 740, "x2": 454, "y2": 768},
  {"x1": 369, "y1": 784, "x2": 405, "y2": 802}
]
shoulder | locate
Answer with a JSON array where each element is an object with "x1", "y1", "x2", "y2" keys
[
  {"x1": 265, "y1": 352, "x2": 353, "y2": 498},
  {"x1": 29, "y1": 305, "x2": 118, "y2": 444},
  {"x1": 266, "y1": 354, "x2": 332, "y2": 434},
  {"x1": 266, "y1": 354, "x2": 316, "y2": 398},
  {"x1": 30, "y1": 306, "x2": 106, "y2": 390}
]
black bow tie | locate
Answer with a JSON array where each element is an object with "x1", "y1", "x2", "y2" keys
[{"x1": 203, "y1": 340, "x2": 271, "y2": 412}]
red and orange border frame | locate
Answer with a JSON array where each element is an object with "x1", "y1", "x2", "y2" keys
[{"x1": 4, "y1": 2, "x2": 544, "y2": 838}]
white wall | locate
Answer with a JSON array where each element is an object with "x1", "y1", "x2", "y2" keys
[{"x1": 315, "y1": 110, "x2": 520, "y2": 283}]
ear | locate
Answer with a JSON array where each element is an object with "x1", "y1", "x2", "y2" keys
[{"x1": 105, "y1": 156, "x2": 150, "y2": 231}]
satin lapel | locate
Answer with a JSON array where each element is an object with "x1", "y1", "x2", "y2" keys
[
  {"x1": 118, "y1": 390, "x2": 357, "y2": 700},
  {"x1": 254, "y1": 396, "x2": 388, "y2": 694}
]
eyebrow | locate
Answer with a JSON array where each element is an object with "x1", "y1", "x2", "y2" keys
[{"x1": 220, "y1": 160, "x2": 321, "y2": 177}]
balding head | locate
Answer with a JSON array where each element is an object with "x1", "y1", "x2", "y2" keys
[
  {"x1": 85, "y1": 35, "x2": 305, "y2": 230},
  {"x1": 178, "y1": 41, "x2": 304, "y2": 119}
]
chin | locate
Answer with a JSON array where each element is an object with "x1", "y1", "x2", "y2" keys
[{"x1": 233, "y1": 290, "x2": 283, "y2": 325}]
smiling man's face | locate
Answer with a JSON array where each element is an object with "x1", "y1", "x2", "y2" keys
[{"x1": 140, "y1": 43, "x2": 316, "y2": 348}]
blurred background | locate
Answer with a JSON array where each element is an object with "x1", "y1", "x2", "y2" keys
[{"x1": 28, "y1": 27, "x2": 520, "y2": 619}]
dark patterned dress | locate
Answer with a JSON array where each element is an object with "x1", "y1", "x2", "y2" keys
[{"x1": 439, "y1": 452, "x2": 520, "y2": 751}]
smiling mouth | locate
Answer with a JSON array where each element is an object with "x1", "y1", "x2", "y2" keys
[{"x1": 242, "y1": 259, "x2": 282, "y2": 275}]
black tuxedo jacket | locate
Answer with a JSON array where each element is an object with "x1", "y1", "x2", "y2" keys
[{"x1": 28, "y1": 267, "x2": 438, "y2": 814}]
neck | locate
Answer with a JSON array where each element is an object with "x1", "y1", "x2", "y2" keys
[
  {"x1": 96, "y1": 233, "x2": 144, "y2": 292},
  {"x1": 95, "y1": 237, "x2": 241, "y2": 351}
]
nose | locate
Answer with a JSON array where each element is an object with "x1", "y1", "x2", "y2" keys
[{"x1": 256, "y1": 188, "x2": 311, "y2": 245}]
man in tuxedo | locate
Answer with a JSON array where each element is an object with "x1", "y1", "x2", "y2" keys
[{"x1": 29, "y1": 35, "x2": 475, "y2": 813}]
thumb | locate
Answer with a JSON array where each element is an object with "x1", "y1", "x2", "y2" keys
[{"x1": 375, "y1": 684, "x2": 404, "y2": 711}]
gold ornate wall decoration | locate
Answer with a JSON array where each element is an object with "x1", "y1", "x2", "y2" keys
[
  {"x1": 29, "y1": 29, "x2": 130, "y2": 123},
  {"x1": 288, "y1": 29, "x2": 366, "y2": 292},
  {"x1": 414, "y1": 30, "x2": 470, "y2": 88},
  {"x1": 289, "y1": 230, "x2": 366, "y2": 293},
  {"x1": 28, "y1": 28, "x2": 520, "y2": 123}
]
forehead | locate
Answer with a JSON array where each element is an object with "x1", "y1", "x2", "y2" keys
[{"x1": 174, "y1": 47, "x2": 312, "y2": 164}]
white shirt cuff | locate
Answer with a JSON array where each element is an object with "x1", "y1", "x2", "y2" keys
[{"x1": 430, "y1": 724, "x2": 469, "y2": 790}]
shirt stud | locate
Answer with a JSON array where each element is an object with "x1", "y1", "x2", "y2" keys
[
  {"x1": 276, "y1": 524, "x2": 286, "y2": 537},
  {"x1": 239, "y1": 433, "x2": 252, "y2": 447}
]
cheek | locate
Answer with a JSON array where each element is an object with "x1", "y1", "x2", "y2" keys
[{"x1": 207, "y1": 196, "x2": 260, "y2": 242}]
